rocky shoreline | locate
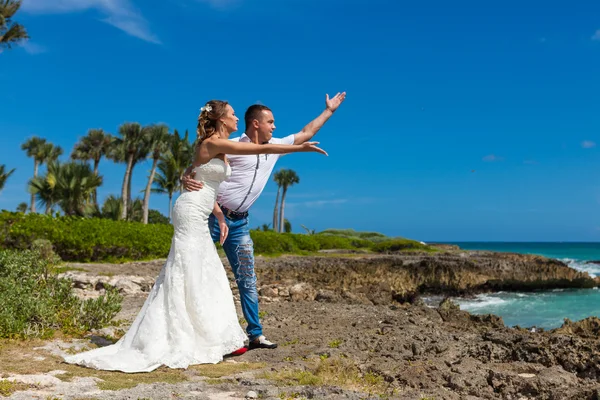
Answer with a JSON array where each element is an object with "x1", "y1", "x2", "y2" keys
[{"x1": 3, "y1": 249, "x2": 600, "y2": 399}]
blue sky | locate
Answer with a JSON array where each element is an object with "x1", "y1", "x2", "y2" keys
[{"x1": 1, "y1": 0, "x2": 600, "y2": 241}]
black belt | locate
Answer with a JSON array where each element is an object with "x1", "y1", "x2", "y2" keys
[{"x1": 219, "y1": 204, "x2": 248, "y2": 220}]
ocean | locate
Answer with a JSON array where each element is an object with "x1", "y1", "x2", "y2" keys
[{"x1": 446, "y1": 242, "x2": 600, "y2": 329}]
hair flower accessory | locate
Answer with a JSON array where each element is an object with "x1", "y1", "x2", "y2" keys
[{"x1": 200, "y1": 104, "x2": 212, "y2": 113}]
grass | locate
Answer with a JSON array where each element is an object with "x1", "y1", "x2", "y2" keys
[
  {"x1": 93, "y1": 369, "x2": 187, "y2": 391},
  {"x1": 261, "y1": 357, "x2": 390, "y2": 397},
  {"x1": 0, "y1": 379, "x2": 36, "y2": 396},
  {"x1": 204, "y1": 378, "x2": 237, "y2": 385},
  {"x1": 281, "y1": 339, "x2": 299, "y2": 346},
  {"x1": 328, "y1": 339, "x2": 343, "y2": 348},
  {"x1": 52, "y1": 265, "x2": 87, "y2": 274}
]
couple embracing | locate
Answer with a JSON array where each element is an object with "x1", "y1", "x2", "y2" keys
[{"x1": 65, "y1": 92, "x2": 346, "y2": 373}]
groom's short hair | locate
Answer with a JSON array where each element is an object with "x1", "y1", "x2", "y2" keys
[{"x1": 245, "y1": 104, "x2": 272, "y2": 130}]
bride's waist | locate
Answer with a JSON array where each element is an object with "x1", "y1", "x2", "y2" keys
[{"x1": 179, "y1": 187, "x2": 217, "y2": 202}]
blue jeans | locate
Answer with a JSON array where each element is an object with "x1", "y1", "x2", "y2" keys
[{"x1": 209, "y1": 213, "x2": 262, "y2": 341}]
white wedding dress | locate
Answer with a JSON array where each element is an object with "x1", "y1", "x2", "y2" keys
[{"x1": 64, "y1": 158, "x2": 247, "y2": 373}]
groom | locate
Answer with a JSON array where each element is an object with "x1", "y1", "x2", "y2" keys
[{"x1": 183, "y1": 92, "x2": 346, "y2": 349}]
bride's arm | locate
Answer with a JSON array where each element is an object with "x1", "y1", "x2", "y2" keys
[
  {"x1": 206, "y1": 139, "x2": 328, "y2": 157},
  {"x1": 212, "y1": 202, "x2": 224, "y2": 219},
  {"x1": 212, "y1": 202, "x2": 228, "y2": 244}
]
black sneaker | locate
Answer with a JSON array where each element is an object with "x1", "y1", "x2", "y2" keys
[{"x1": 249, "y1": 335, "x2": 277, "y2": 349}]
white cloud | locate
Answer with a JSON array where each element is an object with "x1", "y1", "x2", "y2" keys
[
  {"x1": 288, "y1": 199, "x2": 348, "y2": 208},
  {"x1": 482, "y1": 154, "x2": 503, "y2": 162},
  {"x1": 21, "y1": 0, "x2": 160, "y2": 44},
  {"x1": 582, "y1": 140, "x2": 596, "y2": 149},
  {"x1": 21, "y1": 41, "x2": 47, "y2": 55},
  {"x1": 592, "y1": 30, "x2": 600, "y2": 41},
  {"x1": 196, "y1": 0, "x2": 241, "y2": 9}
]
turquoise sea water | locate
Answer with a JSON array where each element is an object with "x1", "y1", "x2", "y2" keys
[{"x1": 446, "y1": 242, "x2": 600, "y2": 329}]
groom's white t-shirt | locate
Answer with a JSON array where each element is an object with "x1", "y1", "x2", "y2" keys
[{"x1": 217, "y1": 133, "x2": 295, "y2": 213}]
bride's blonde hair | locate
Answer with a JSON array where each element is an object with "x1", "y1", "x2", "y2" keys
[{"x1": 196, "y1": 100, "x2": 229, "y2": 144}]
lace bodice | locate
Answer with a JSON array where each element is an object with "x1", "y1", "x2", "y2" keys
[{"x1": 192, "y1": 158, "x2": 231, "y2": 186}]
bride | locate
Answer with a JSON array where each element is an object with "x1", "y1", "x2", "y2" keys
[{"x1": 64, "y1": 100, "x2": 327, "y2": 373}]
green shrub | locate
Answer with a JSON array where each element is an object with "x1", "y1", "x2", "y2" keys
[
  {"x1": 0, "y1": 212, "x2": 173, "y2": 262},
  {"x1": 250, "y1": 231, "x2": 372, "y2": 255},
  {"x1": 372, "y1": 239, "x2": 431, "y2": 253},
  {"x1": 148, "y1": 209, "x2": 170, "y2": 224},
  {"x1": 251, "y1": 231, "x2": 300, "y2": 254},
  {"x1": 312, "y1": 234, "x2": 372, "y2": 250},
  {"x1": 288, "y1": 233, "x2": 320, "y2": 252},
  {"x1": 0, "y1": 248, "x2": 122, "y2": 338},
  {"x1": 319, "y1": 229, "x2": 395, "y2": 243},
  {"x1": 0, "y1": 212, "x2": 432, "y2": 260}
]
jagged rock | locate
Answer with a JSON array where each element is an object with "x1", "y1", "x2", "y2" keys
[
  {"x1": 554, "y1": 316, "x2": 600, "y2": 339},
  {"x1": 59, "y1": 271, "x2": 155, "y2": 295},
  {"x1": 315, "y1": 289, "x2": 341, "y2": 303},
  {"x1": 289, "y1": 282, "x2": 317, "y2": 301},
  {"x1": 259, "y1": 286, "x2": 278, "y2": 297}
]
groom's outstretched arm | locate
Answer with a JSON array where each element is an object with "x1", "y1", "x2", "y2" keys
[{"x1": 293, "y1": 92, "x2": 346, "y2": 145}]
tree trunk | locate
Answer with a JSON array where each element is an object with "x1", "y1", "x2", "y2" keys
[
  {"x1": 45, "y1": 203, "x2": 51, "y2": 215},
  {"x1": 93, "y1": 158, "x2": 100, "y2": 210},
  {"x1": 31, "y1": 160, "x2": 39, "y2": 213},
  {"x1": 272, "y1": 186, "x2": 280, "y2": 232},
  {"x1": 142, "y1": 158, "x2": 159, "y2": 224},
  {"x1": 120, "y1": 153, "x2": 134, "y2": 220},
  {"x1": 168, "y1": 193, "x2": 173, "y2": 221},
  {"x1": 279, "y1": 186, "x2": 288, "y2": 233}
]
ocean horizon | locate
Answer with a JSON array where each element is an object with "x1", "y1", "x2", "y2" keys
[{"x1": 434, "y1": 241, "x2": 600, "y2": 329}]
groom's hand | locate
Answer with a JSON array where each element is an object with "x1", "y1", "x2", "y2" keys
[
  {"x1": 293, "y1": 92, "x2": 347, "y2": 145},
  {"x1": 325, "y1": 92, "x2": 346, "y2": 113},
  {"x1": 182, "y1": 168, "x2": 204, "y2": 191}
]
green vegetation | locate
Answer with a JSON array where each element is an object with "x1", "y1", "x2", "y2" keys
[
  {"x1": 0, "y1": 246, "x2": 122, "y2": 338},
  {"x1": 0, "y1": 380, "x2": 32, "y2": 397},
  {"x1": 273, "y1": 169, "x2": 300, "y2": 233},
  {"x1": 251, "y1": 229, "x2": 432, "y2": 255},
  {"x1": 0, "y1": 211, "x2": 431, "y2": 262},
  {"x1": 263, "y1": 357, "x2": 390, "y2": 397},
  {"x1": 0, "y1": 165, "x2": 15, "y2": 194},
  {"x1": 0, "y1": 1, "x2": 29, "y2": 51},
  {"x1": 319, "y1": 229, "x2": 398, "y2": 243},
  {"x1": 0, "y1": 211, "x2": 173, "y2": 262}
]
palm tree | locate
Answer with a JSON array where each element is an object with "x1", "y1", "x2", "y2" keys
[
  {"x1": 0, "y1": 0, "x2": 28, "y2": 50},
  {"x1": 301, "y1": 224, "x2": 316, "y2": 235},
  {"x1": 43, "y1": 161, "x2": 102, "y2": 216},
  {"x1": 142, "y1": 124, "x2": 170, "y2": 224},
  {"x1": 71, "y1": 129, "x2": 113, "y2": 208},
  {"x1": 101, "y1": 195, "x2": 122, "y2": 220},
  {"x1": 28, "y1": 173, "x2": 57, "y2": 214},
  {"x1": 272, "y1": 170, "x2": 284, "y2": 232},
  {"x1": 276, "y1": 169, "x2": 299, "y2": 233},
  {"x1": 16, "y1": 202, "x2": 27, "y2": 213},
  {"x1": 108, "y1": 123, "x2": 149, "y2": 220},
  {"x1": 0, "y1": 164, "x2": 15, "y2": 193},
  {"x1": 152, "y1": 153, "x2": 179, "y2": 220},
  {"x1": 170, "y1": 129, "x2": 193, "y2": 192},
  {"x1": 21, "y1": 137, "x2": 63, "y2": 213},
  {"x1": 128, "y1": 198, "x2": 144, "y2": 222}
]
